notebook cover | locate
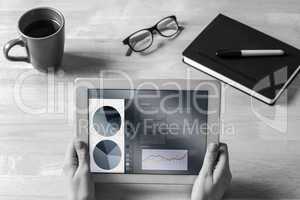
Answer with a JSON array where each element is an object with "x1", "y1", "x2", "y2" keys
[{"x1": 182, "y1": 14, "x2": 300, "y2": 101}]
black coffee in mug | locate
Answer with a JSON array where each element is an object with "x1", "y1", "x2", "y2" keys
[
  {"x1": 23, "y1": 19, "x2": 60, "y2": 38},
  {"x1": 3, "y1": 7, "x2": 65, "y2": 72}
]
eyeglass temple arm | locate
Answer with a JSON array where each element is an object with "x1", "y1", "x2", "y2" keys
[{"x1": 125, "y1": 48, "x2": 133, "y2": 56}]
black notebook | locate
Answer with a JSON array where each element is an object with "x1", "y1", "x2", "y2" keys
[{"x1": 183, "y1": 14, "x2": 300, "y2": 104}]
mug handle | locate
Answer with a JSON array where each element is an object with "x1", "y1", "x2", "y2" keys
[{"x1": 3, "y1": 37, "x2": 29, "y2": 62}]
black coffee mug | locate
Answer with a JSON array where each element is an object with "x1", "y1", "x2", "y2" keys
[{"x1": 3, "y1": 7, "x2": 65, "y2": 72}]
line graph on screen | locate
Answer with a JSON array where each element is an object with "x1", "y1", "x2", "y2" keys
[{"x1": 142, "y1": 149, "x2": 188, "y2": 171}]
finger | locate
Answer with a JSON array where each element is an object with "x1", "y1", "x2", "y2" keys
[
  {"x1": 213, "y1": 143, "x2": 230, "y2": 182},
  {"x1": 201, "y1": 143, "x2": 219, "y2": 176},
  {"x1": 63, "y1": 140, "x2": 78, "y2": 177},
  {"x1": 74, "y1": 139, "x2": 89, "y2": 171}
]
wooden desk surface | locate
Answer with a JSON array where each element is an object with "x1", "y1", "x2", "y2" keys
[{"x1": 1, "y1": 0, "x2": 300, "y2": 199}]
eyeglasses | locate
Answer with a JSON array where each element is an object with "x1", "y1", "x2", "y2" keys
[{"x1": 123, "y1": 15, "x2": 180, "y2": 54}]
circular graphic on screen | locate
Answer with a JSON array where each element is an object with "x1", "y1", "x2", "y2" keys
[
  {"x1": 93, "y1": 140, "x2": 122, "y2": 170},
  {"x1": 93, "y1": 106, "x2": 121, "y2": 136}
]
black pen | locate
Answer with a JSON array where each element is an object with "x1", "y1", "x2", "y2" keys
[{"x1": 216, "y1": 49, "x2": 286, "y2": 57}]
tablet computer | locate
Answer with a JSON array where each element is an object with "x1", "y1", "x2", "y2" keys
[{"x1": 75, "y1": 79, "x2": 221, "y2": 184}]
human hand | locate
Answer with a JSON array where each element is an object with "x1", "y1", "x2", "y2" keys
[
  {"x1": 191, "y1": 143, "x2": 232, "y2": 200},
  {"x1": 63, "y1": 139, "x2": 95, "y2": 200}
]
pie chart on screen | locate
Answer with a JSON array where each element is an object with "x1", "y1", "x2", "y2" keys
[
  {"x1": 93, "y1": 140, "x2": 122, "y2": 170},
  {"x1": 93, "y1": 106, "x2": 121, "y2": 137}
]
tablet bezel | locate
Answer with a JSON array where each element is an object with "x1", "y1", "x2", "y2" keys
[{"x1": 75, "y1": 78, "x2": 221, "y2": 184}]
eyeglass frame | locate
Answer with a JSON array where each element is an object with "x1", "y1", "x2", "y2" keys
[{"x1": 122, "y1": 15, "x2": 179, "y2": 52}]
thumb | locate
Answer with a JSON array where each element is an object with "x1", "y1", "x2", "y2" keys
[
  {"x1": 74, "y1": 140, "x2": 89, "y2": 169},
  {"x1": 201, "y1": 143, "x2": 219, "y2": 176}
]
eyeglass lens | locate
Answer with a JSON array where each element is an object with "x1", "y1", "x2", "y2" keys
[
  {"x1": 157, "y1": 17, "x2": 179, "y2": 37},
  {"x1": 129, "y1": 30, "x2": 153, "y2": 51}
]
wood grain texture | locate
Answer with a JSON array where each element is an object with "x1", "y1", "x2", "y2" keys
[{"x1": 1, "y1": 0, "x2": 300, "y2": 199}]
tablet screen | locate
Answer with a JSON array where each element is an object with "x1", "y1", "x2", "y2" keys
[{"x1": 88, "y1": 89, "x2": 208, "y2": 175}]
